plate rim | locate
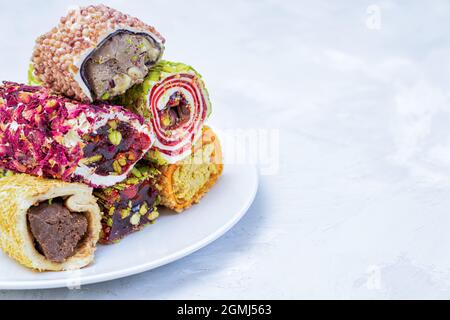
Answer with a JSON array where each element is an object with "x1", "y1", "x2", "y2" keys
[{"x1": 0, "y1": 165, "x2": 259, "y2": 290}]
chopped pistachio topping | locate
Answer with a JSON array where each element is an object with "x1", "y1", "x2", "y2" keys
[
  {"x1": 80, "y1": 154, "x2": 103, "y2": 165},
  {"x1": 108, "y1": 120, "x2": 118, "y2": 130},
  {"x1": 140, "y1": 202, "x2": 149, "y2": 215},
  {"x1": 148, "y1": 210, "x2": 159, "y2": 221},
  {"x1": 121, "y1": 208, "x2": 131, "y2": 219},
  {"x1": 109, "y1": 130, "x2": 122, "y2": 146},
  {"x1": 126, "y1": 177, "x2": 140, "y2": 185},
  {"x1": 131, "y1": 167, "x2": 142, "y2": 178},
  {"x1": 113, "y1": 160, "x2": 122, "y2": 174},
  {"x1": 113, "y1": 183, "x2": 126, "y2": 191},
  {"x1": 130, "y1": 213, "x2": 141, "y2": 226},
  {"x1": 118, "y1": 157, "x2": 127, "y2": 166}
]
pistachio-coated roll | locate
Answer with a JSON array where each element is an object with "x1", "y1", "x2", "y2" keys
[
  {"x1": 31, "y1": 4, "x2": 165, "y2": 102},
  {"x1": 0, "y1": 175, "x2": 101, "y2": 271},
  {"x1": 0, "y1": 82, "x2": 154, "y2": 188},
  {"x1": 155, "y1": 126, "x2": 223, "y2": 213},
  {"x1": 118, "y1": 61, "x2": 212, "y2": 164},
  {"x1": 94, "y1": 163, "x2": 160, "y2": 244}
]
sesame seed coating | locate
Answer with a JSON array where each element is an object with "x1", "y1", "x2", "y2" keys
[{"x1": 31, "y1": 4, "x2": 165, "y2": 102}]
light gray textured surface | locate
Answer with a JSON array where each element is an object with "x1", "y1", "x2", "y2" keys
[{"x1": 1, "y1": 0, "x2": 450, "y2": 299}]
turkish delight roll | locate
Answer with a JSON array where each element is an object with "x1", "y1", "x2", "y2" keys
[
  {"x1": 0, "y1": 82, "x2": 154, "y2": 188},
  {"x1": 31, "y1": 4, "x2": 165, "y2": 102},
  {"x1": 94, "y1": 163, "x2": 160, "y2": 244},
  {"x1": 118, "y1": 61, "x2": 212, "y2": 164},
  {"x1": 0, "y1": 174, "x2": 101, "y2": 271},
  {"x1": 155, "y1": 126, "x2": 223, "y2": 213}
]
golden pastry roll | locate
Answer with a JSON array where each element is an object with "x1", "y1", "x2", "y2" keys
[
  {"x1": 0, "y1": 175, "x2": 101, "y2": 271},
  {"x1": 155, "y1": 126, "x2": 223, "y2": 213}
]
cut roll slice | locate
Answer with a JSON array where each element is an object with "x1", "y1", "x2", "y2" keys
[
  {"x1": 0, "y1": 175, "x2": 101, "y2": 271},
  {"x1": 118, "y1": 61, "x2": 212, "y2": 164},
  {"x1": 94, "y1": 163, "x2": 160, "y2": 244},
  {"x1": 31, "y1": 4, "x2": 165, "y2": 102},
  {"x1": 0, "y1": 82, "x2": 154, "y2": 188},
  {"x1": 155, "y1": 126, "x2": 223, "y2": 213}
]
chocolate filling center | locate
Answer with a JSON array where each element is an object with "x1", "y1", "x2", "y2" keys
[
  {"x1": 27, "y1": 198, "x2": 87, "y2": 264},
  {"x1": 159, "y1": 91, "x2": 191, "y2": 130},
  {"x1": 82, "y1": 30, "x2": 162, "y2": 101}
]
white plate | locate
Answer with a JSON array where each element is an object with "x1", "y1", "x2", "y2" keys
[{"x1": 0, "y1": 164, "x2": 258, "y2": 290}]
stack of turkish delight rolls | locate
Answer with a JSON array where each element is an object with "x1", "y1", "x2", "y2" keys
[{"x1": 0, "y1": 5, "x2": 223, "y2": 271}]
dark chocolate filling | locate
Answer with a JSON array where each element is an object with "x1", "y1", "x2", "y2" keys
[
  {"x1": 80, "y1": 30, "x2": 163, "y2": 101},
  {"x1": 82, "y1": 122, "x2": 151, "y2": 176},
  {"x1": 159, "y1": 91, "x2": 191, "y2": 130},
  {"x1": 27, "y1": 198, "x2": 87, "y2": 264}
]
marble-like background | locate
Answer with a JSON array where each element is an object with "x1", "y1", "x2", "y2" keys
[{"x1": 2, "y1": 0, "x2": 450, "y2": 299}]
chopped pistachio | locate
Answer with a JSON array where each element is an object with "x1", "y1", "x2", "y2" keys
[
  {"x1": 139, "y1": 166, "x2": 149, "y2": 174},
  {"x1": 130, "y1": 213, "x2": 141, "y2": 226},
  {"x1": 126, "y1": 177, "x2": 140, "y2": 185},
  {"x1": 108, "y1": 130, "x2": 122, "y2": 146},
  {"x1": 107, "y1": 218, "x2": 113, "y2": 227},
  {"x1": 149, "y1": 167, "x2": 161, "y2": 178},
  {"x1": 101, "y1": 92, "x2": 111, "y2": 100},
  {"x1": 148, "y1": 210, "x2": 160, "y2": 221},
  {"x1": 149, "y1": 71, "x2": 160, "y2": 82},
  {"x1": 108, "y1": 207, "x2": 115, "y2": 216},
  {"x1": 113, "y1": 160, "x2": 122, "y2": 174},
  {"x1": 131, "y1": 167, "x2": 142, "y2": 178},
  {"x1": 113, "y1": 183, "x2": 126, "y2": 191},
  {"x1": 118, "y1": 157, "x2": 127, "y2": 166},
  {"x1": 80, "y1": 154, "x2": 103, "y2": 165},
  {"x1": 140, "y1": 202, "x2": 149, "y2": 215},
  {"x1": 121, "y1": 208, "x2": 131, "y2": 219},
  {"x1": 108, "y1": 120, "x2": 118, "y2": 130}
]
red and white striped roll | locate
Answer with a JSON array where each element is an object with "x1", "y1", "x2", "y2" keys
[{"x1": 119, "y1": 61, "x2": 212, "y2": 164}]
